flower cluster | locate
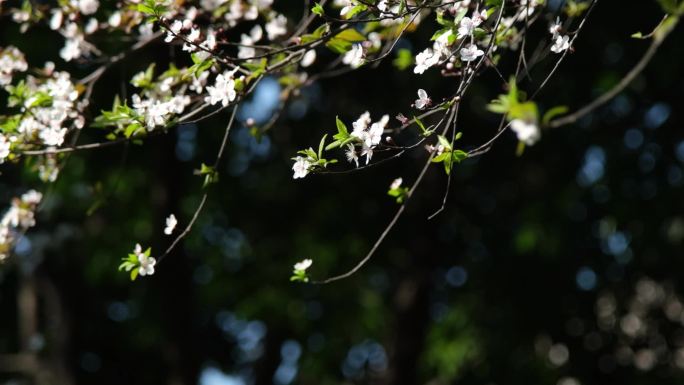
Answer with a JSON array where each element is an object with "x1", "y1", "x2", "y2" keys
[
  {"x1": 118, "y1": 243, "x2": 156, "y2": 280},
  {"x1": 48, "y1": 0, "x2": 147, "y2": 62},
  {"x1": 205, "y1": 68, "x2": 242, "y2": 107},
  {"x1": 414, "y1": 6, "x2": 488, "y2": 74},
  {"x1": 0, "y1": 190, "x2": 42, "y2": 262},
  {"x1": 93, "y1": 63, "x2": 205, "y2": 136},
  {"x1": 164, "y1": 18, "x2": 218, "y2": 59},
  {"x1": 549, "y1": 18, "x2": 571, "y2": 53},
  {"x1": 0, "y1": 46, "x2": 27, "y2": 86},
  {"x1": 348, "y1": 112, "x2": 389, "y2": 165},
  {"x1": 1, "y1": 60, "x2": 86, "y2": 168}
]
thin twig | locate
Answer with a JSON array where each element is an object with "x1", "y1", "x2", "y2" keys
[
  {"x1": 547, "y1": 15, "x2": 675, "y2": 129},
  {"x1": 157, "y1": 104, "x2": 239, "y2": 263}
]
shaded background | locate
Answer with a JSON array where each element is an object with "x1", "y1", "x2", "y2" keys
[{"x1": 1, "y1": 0, "x2": 684, "y2": 384}]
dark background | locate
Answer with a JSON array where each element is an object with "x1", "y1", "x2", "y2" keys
[{"x1": 1, "y1": 0, "x2": 684, "y2": 384}]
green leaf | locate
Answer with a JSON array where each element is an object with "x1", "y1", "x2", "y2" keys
[
  {"x1": 325, "y1": 140, "x2": 343, "y2": 151},
  {"x1": 430, "y1": 27, "x2": 451, "y2": 41},
  {"x1": 333, "y1": 28, "x2": 366, "y2": 43},
  {"x1": 137, "y1": 3, "x2": 154, "y2": 14},
  {"x1": 124, "y1": 123, "x2": 142, "y2": 138},
  {"x1": 657, "y1": 0, "x2": 681, "y2": 13},
  {"x1": 199, "y1": 163, "x2": 219, "y2": 187},
  {"x1": 452, "y1": 150, "x2": 468, "y2": 163},
  {"x1": 509, "y1": 101, "x2": 539, "y2": 122},
  {"x1": 432, "y1": 152, "x2": 450, "y2": 163},
  {"x1": 301, "y1": 24, "x2": 330, "y2": 44},
  {"x1": 437, "y1": 135, "x2": 452, "y2": 150},
  {"x1": 436, "y1": 10, "x2": 456, "y2": 27},
  {"x1": 130, "y1": 267, "x2": 140, "y2": 281},
  {"x1": 388, "y1": 186, "x2": 409, "y2": 204},
  {"x1": 516, "y1": 141, "x2": 526, "y2": 157},
  {"x1": 414, "y1": 116, "x2": 426, "y2": 131},
  {"x1": 542, "y1": 106, "x2": 569, "y2": 125},
  {"x1": 318, "y1": 134, "x2": 328, "y2": 159},
  {"x1": 324, "y1": 28, "x2": 364, "y2": 53},
  {"x1": 325, "y1": 38, "x2": 352, "y2": 54},
  {"x1": 443, "y1": 156, "x2": 453, "y2": 175},
  {"x1": 335, "y1": 116, "x2": 349, "y2": 137},
  {"x1": 290, "y1": 269, "x2": 309, "y2": 283},
  {"x1": 393, "y1": 48, "x2": 413, "y2": 71},
  {"x1": 345, "y1": 4, "x2": 367, "y2": 19},
  {"x1": 564, "y1": 0, "x2": 590, "y2": 17},
  {"x1": 413, "y1": 116, "x2": 433, "y2": 137},
  {"x1": 311, "y1": 2, "x2": 324, "y2": 16}
]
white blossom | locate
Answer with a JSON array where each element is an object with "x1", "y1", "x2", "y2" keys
[
  {"x1": 551, "y1": 35, "x2": 570, "y2": 53},
  {"x1": 60, "y1": 37, "x2": 85, "y2": 62},
  {"x1": 39, "y1": 127, "x2": 68, "y2": 146},
  {"x1": 50, "y1": 10, "x2": 63, "y2": 30},
  {"x1": 301, "y1": 50, "x2": 317, "y2": 67},
  {"x1": 368, "y1": 32, "x2": 382, "y2": 50},
  {"x1": 187, "y1": 28, "x2": 201, "y2": 42},
  {"x1": 510, "y1": 119, "x2": 540, "y2": 145},
  {"x1": 167, "y1": 95, "x2": 191, "y2": 114},
  {"x1": 85, "y1": 18, "x2": 99, "y2": 34},
  {"x1": 337, "y1": 0, "x2": 353, "y2": 16},
  {"x1": 0, "y1": 46, "x2": 28, "y2": 86},
  {"x1": 350, "y1": 113, "x2": 388, "y2": 164},
  {"x1": 238, "y1": 25, "x2": 263, "y2": 59},
  {"x1": 294, "y1": 258, "x2": 313, "y2": 271},
  {"x1": 1, "y1": 190, "x2": 42, "y2": 230},
  {"x1": 205, "y1": 70, "x2": 238, "y2": 107},
  {"x1": 549, "y1": 17, "x2": 562, "y2": 36},
  {"x1": 414, "y1": 48, "x2": 439, "y2": 74},
  {"x1": 265, "y1": 13, "x2": 287, "y2": 40},
  {"x1": 460, "y1": 44, "x2": 484, "y2": 62},
  {"x1": 458, "y1": 16, "x2": 480, "y2": 39},
  {"x1": 368, "y1": 115, "x2": 388, "y2": 146},
  {"x1": 351, "y1": 113, "x2": 386, "y2": 148},
  {"x1": 165, "y1": 20, "x2": 183, "y2": 42},
  {"x1": 342, "y1": 44, "x2": 365, "y2": 68},
  {"x1": 145, "y1": 101, "x2": 170, "y2": 129},
  {"x1": 0, "y1": 135, "x2": 10, "y2": 163},
  {"x1": 190, "y1": 71, "x2": 209, "y2": 94},
  {"x1": 352, "y1": 111, "x2": 371, "y2": 133},
  {"x1": 292, "y1": 156, "x2": 311, "y2": 179},
  {"x1": 164, "y1": 214, "x2": 177, "y2": 235},
  {"x1": 390, "y1": 177, "x2": 403, "y2": 190},
  {"x1": 414, "y1": 89, "x2": 431, "y2": 110},
  {"x1": 108, "y1": 12, "x2": 122, "y2": 28},
  {"x1": 360, "y1": 144, "x2": 374, "y2": 164},
  {"x1": 345, "y1": 143, "x2": 359, "y2": 167},
  {"x1": 77, "y1": 0, "x2": 99, "y2": 15},
  {"x1": 134, "y1": 244, "x2": 156, "y2": 276}
]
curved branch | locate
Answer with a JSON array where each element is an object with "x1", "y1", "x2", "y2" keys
[{"x1": 547, "y1": 15, "x2": 676, "y2": 129}]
